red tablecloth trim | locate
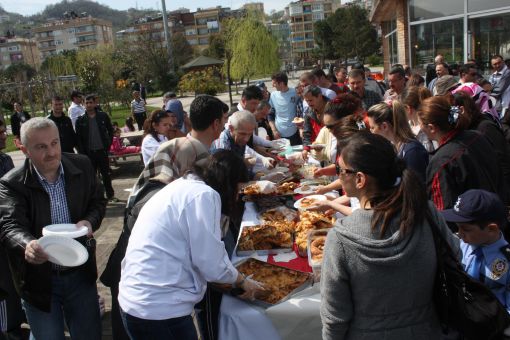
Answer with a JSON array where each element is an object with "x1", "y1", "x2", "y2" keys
[{"x1": 267, "y1": 244, "x2": 312, "y2": 273}]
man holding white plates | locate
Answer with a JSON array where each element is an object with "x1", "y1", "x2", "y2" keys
[{"x1": 0, "y1": 117, "x2": 106, "y2": 340}]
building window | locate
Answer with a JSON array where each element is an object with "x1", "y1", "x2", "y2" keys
[
  {"x1": 289, "y1": 4, "x2": 302, "y2": 16},
  {"x1": 198, "y1": 28, "x2": 208, "y2": 35},
  {"x1": 409, "y1": 0, "x2": 463, "y2": 21},
  {"x1": 312, "y1": 4, "x2": 322, "y2": 12},
  {"x1": 312, "y1": 13, "x2": 324, "y2": 21},
  {"x1": 197, "y1": 18, "x2": 207, "y2": 25},
  {"x1": 7, "y1": 46, "x2": 18, "y2": 51},
  {"x1": 468, "y1": 0, "x2": 510, "y2": 13},
  {"x1": 188, "y1": 39, "x2": 198, "y2": 45},
  {"x1": 55, "y1": 40, "x2": 64, "y2": 45},
  {"x1": 410, "y1": 19, "x2": 463, "y2": 69},
  {"x1": 186, "y1": 28, "x2": 197, "y2": 36},
  {"x1": 199, "y1": 37, "x2": 208, "y2": 45},
  {"x1": 468, "y1": 12, "x2": 510, "y2": 72}
]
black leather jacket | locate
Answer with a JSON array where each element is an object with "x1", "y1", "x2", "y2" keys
[
  {"x1": 0, "y1": 153, "x2": 106, "y2": 311},
  {"x1": 75, "y1": 109, "x2": 113, "y2": 155}
]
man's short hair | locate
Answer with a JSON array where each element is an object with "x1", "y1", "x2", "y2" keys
[
  {"x1": 189, "y1": 95, "x2": 226, "y2": 131},
  {"x1": 389, "y1": 67, "x2": 406, "y2": 79},
  {"x1": 271, "y1": 72, "x2": 288, "y2": 85},
  {"x1": 257, "y1": 100, "x2": 271, "y2": 110},
  {"x1": 84, "y1": 94, "x2": 95, "y2": 102},
  {"x1": 229, "y1": 110, "x2": 256, "y2": 130},
  {"x1": 52, "y1": 95, "x2": 64, "y2": 102},
  {"x1": 436, "y1": 62, "x2": 448, "y2": 70},
  {"x1": 491, "y1": 54, "x2": 504, "y2": 62},
  {"x1": 348, "y1": 69, "x2": 366, "y2": 80},
  {"x1": 242, "y1": 85, "x2": 263, "y2": 101},
  {"x1": 70, "y1": 90, "x2": 82, "y2": 101},
  {"x1": 163, "y1": 91, "x2": 176, "y2": 99},
  {"x1": 351, "y1": 63, "x2": 364, "y2": 70},
  {"x1": 311, "y1": 68, "x2": 327, "y2": 79},
  {"x1": 299, "y1": 72, "x2": 316, "y2": 84},
  {"x1": 459, "y1": 64, "x2": 477, "y2": 76},
  {"x1": 20, "y1": 117, "x2": 58, "y2": 146}
]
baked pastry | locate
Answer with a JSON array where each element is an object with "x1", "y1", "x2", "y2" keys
[
  {"x1": 276, "y1": 182, "x2": 298, "y2": 195},
  {"x1": 299, "y1": 197, "x2": 317, "y2": 208},
  {"x1": 236, "y1": 259, "x2": 310, "y2": 304},
  {"x1": 238, "y1": 225, "x2": 292, "y2": 251},
  {"x1": 310, "y1": 236, "x2": 326, "y2": 262},
  {"x1": 295, "y1": 211, "x2": 334, "y2": 256}
]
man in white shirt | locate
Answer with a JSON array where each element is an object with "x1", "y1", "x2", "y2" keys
[
  {"x1": 68, "y1": 91, "x2": 85, "y2": 129},
  {"x1": 490, "y1": 55, "x2": 510, "y2": 116}
]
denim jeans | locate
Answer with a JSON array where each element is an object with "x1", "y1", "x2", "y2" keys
[
  {"x1": 121, "y1": 310, "x2": 198, "y2": 340},
  {"x1": 21, "y1": 270, "x2": 101, "y2": 340}
]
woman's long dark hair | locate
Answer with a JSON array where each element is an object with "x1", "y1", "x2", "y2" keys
[
  {"x1": 143, "y1": 110, "x2": 170, "y2": 142},
  {"x1": 341, "y1": 132, "x2": 428, "y2": 238},
  {"x1": 192, "y1": 150, "x2": 249, "y2": 216}
]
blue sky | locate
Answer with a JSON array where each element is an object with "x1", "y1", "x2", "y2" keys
[{"x1": 2, "y1": 0, "x2": 293, "y2": 16}]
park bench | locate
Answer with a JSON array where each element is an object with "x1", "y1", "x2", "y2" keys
[{"x1": 108, "y1": 152, "x2": 143, "y2": 166}]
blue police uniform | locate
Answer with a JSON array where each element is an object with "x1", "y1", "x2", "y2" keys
[{"x1": 461, "y1": 234, "x2": 510, "y2": 313}]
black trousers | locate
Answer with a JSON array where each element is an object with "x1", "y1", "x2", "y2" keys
[
  {"x1": 87, "y1": 150, "x2": 114, "y2": 198},
  {"x1": 133, "y1": 112, "x2": 146, "y2": 131}
]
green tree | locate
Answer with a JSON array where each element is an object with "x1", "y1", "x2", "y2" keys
[
  {"x1": 228, "y1": 16, "x2": 280, "y2": 84},
  {"x1": 171, "y1": 33, "x2": 194, "y2": 68},
  {"x1": 202, "y1": 34, "x2": 225, "y2": 60},
  {"x1": 315, "y1": 4, "x2": 379, "y2": 64},
  {"x1": 314, "y1": 20, "x2": 335, "y2": 65}
]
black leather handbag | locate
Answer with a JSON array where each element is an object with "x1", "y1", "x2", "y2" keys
[{"x1": 427, "y1": 215, "x2": 510, "y2": 340}]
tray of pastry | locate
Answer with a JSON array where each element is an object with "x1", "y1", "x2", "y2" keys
[
  {"x1": 258, "y1": 206, "x2": 298, "y2": 223},
  {"x1": 295, "y1": 211, "x2": 335, "y2": 257},
  {"x1": 242, "y1": 181, "x2": 299, "y2": 197},
  {"x1": 236, "y1": 222, "x2": 295, "y2": 256},
  {"x1": 307, "y1": 229, "x2": 330, "y2": 267},
  {"x1": 233, "y1": 258, "x2": 313, "y2": 307}
]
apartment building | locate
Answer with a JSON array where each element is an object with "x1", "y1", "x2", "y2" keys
[
  {"x1": 32, "y1": 16, "x2": 113, "y2": 61},
  {"x1": 0, "y1": 37, "x2": 40, "y2": 70},
  {"x1": 268, "y1": 21, "x2": 292, "y2": 64},
  {"x1": 118, "y1": 6, "x2": 245, "y2": 51},
  {"x1": 287, "y1": 0, "x2": 342, "y2": 66}
]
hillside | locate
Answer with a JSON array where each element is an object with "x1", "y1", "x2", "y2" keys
[{"x1": 0, "y1": 0, "x2": 158, "y2": 36}]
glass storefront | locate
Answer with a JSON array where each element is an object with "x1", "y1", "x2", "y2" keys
[
  {"x1": 383, "y1": 19, "x2": 399, "y2": 66},
  {"x1": 409, "y1": 1, "x2": 510, "y2": 71},
  {"x1": 409, "y1": 0, "x2": 463, "y2": 21},
  {"x1": 469, "y1": 12, "x2": 510, "y2": 73},
  {"x1": 468, "y1": 0, "x2": 510, "y2": 13},
  {"x1": 410, "y1": 19, "x2": 463, "y2": 69}
]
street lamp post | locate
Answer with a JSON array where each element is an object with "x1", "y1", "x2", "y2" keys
[{"x1": 160, "y1": 0, "x2": 174, "y2": 71}]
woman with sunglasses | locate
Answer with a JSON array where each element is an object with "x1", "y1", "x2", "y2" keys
[
  {"x1": 141, "y1": 110, "x2": 172, "y2": 164},
  {"x1": 367, "y1": 100, "x2": 429, "y2": 181},
  {"x1": 418, "y1": 96, "x2": 507, "y2": 213},
  {"x1": 302, "y1": 85, "x2": 329, "y2": 160},
  {"x1": 321, "y1": 132, "x2": 459, "y2": 340}
]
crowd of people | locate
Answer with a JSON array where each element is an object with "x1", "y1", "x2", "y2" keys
[{"x1": 0, "y1": 53, "x2": 510, "y2": 340}]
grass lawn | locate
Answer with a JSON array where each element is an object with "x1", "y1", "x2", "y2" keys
[{"x1": 3, "y1": 105, "x2": 158, "y2": 153}]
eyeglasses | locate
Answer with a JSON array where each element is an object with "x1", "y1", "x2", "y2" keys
[{"x1": 335, "y1": 164, "x2": 357, "y2": 176}]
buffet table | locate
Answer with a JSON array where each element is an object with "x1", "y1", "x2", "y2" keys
[{"x1": 218, "y1": 202, "x2": 323, "y2": 340}]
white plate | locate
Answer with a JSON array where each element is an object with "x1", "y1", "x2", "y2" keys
[
  {"x1": 293, "y1": 194, "x2": 327, "y2": 210},
  {"x1": 38, "y1": 235, "x2": 89, "y2": 267},
  {"x1": 42, "y1": 224, "x2": 88, "y2": 239},
  {"x1": 294, "y1": 185, "x2": 318, "y2": 195}
]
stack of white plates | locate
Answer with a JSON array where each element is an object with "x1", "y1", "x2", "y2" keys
[{"x1": 39, "y1": 224, "x2": 89, "y2": 267}]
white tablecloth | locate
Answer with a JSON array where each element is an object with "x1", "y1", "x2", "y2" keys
[{"x1": 218, "y1": 203, "x2": 323, "y2": 340}]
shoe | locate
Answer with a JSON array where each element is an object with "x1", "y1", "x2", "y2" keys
[{"x1": 108, "y1": 197, "x2": 119, "y2": 203}]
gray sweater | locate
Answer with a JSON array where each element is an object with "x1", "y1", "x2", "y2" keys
[{"x1": 320, "y1": 203, "x2": 460, "y2": 340}]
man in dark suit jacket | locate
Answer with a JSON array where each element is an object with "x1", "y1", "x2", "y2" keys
[
  {"x1": 10, "y1": 102, "x2": 31, "y2": 140},
  {"x1": 0, "y1": 117, "x2": 106, "y2": 339},
  {"x1": 75, "y1": 94, "x2": 116, "y2": 201}
]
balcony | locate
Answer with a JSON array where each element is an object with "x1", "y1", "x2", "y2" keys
[{"x1": 75, "y1": 38, "x2": 97, "y2": 46}]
